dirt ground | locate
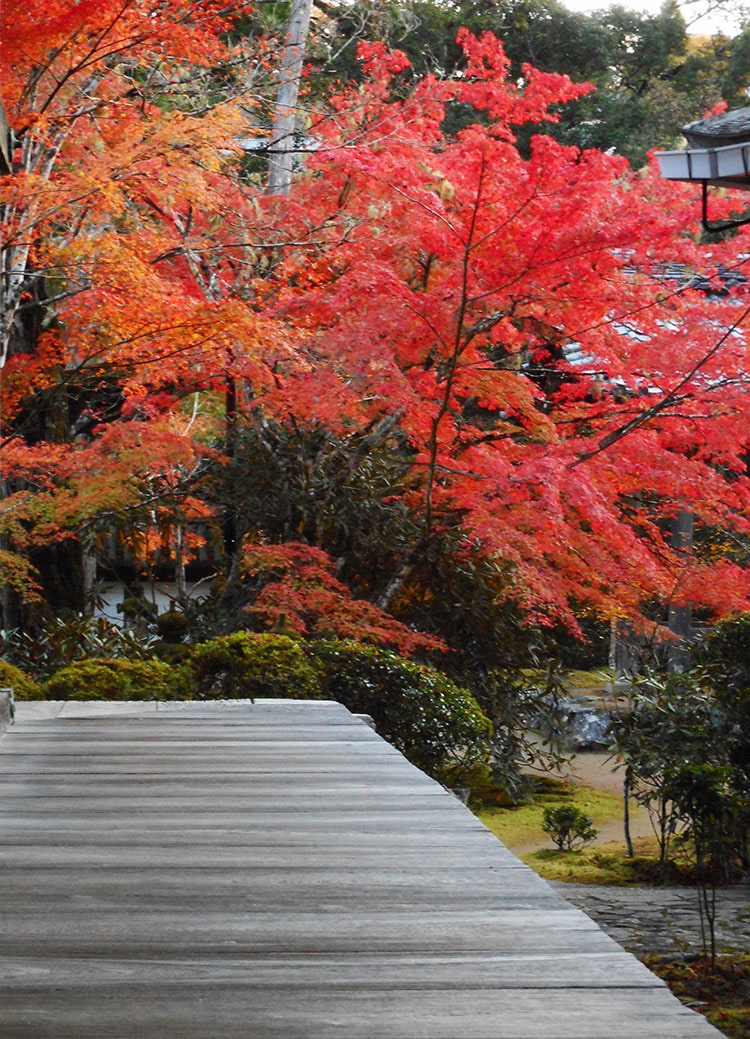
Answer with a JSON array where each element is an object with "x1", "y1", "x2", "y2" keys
[
  {"x1": 565, "y1": 751, "x2": 652, "y2": 844},
  {"x1": 513, "y1": 751, "x2": 653, "y2": 855},
  {"x1": 557, "y1": 749, "x2": 629, "y2": 795}
]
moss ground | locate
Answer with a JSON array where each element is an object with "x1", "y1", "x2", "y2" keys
[
  {"x1": 475, "y1": 778, "x2": 623, "y2": 856},
  {"x1": 645, "y1": 955, "x2": 750, "y2": 1039},
  {"x1": 519, "y1": 836, "x2": 695, "y2": 884}
]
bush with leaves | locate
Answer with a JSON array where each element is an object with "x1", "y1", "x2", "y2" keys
[
  {"x1": 155, "y1": 609, "x2": 189, "y2": 644},
  {"x1": 613, "y1": 665, "x2": 749, "y2": 960},
  {"x1": 42, "y1": 658, "x2": 194, "y2": 701},
  {"x1": 190, "y1": 632, "x2": 321, "y2": 700},
  {"x1": 697, "y1": 614, "x2": 750, "y2": 790},
  {"x1": 4, "y1": 613, "x2": 155, "y2": 679},
  {"x1": 0, "y1": 658, "x2": 41, "y2": 700},
  {"x1": 365, "y1": 531, "x2": 571, "y2": 792},
  {"x1": 542, "y1": 804, "x2": 599, "y2": 850},
  {"x1": 151, "y1": 609, "x2": 193, "y2": 665},
  {"x1": 305, "y1": 639, "x2": 493, "y2": 785},
  {"x1": 611, "y1": 671, "x2": 750, "y2": 882}
]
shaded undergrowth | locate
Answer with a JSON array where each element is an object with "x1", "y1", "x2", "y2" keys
[{"x1": 645, "y1": 955, "x2": 750, "y2": 1039}]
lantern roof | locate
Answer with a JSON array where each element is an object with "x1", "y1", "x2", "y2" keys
[
  {"x1": 681, "y1": 107, "x2": 750, "y2": 149},
  {"x1": 655, "y1": 107, "x2": 750, "y2": 223}
]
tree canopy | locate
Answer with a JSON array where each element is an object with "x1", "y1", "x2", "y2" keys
[{"x1": 1, "y1": 0, "x2": 749, "y2": 658}]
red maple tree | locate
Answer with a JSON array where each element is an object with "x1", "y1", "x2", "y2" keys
[{"x1": 254, "y1": 34, "x2": 750, "y2": 631}]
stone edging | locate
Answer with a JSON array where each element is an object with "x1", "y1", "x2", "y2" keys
[{"x1": 0, "y1": 688, "x2": 15, "y2": 736}]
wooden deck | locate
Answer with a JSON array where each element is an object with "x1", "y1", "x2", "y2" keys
[{"x1": 0, "y1": 700, "x2": 722, "y2": 1038}]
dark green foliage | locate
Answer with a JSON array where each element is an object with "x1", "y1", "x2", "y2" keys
[
  {"x1": 190, "y1": 632, "x2": 322, "y2": 700},
  {"x1": 698, "y1": 614, "x2": 750, "y2": 784},
  {"x1": 306, "y1": 639, "x2": 493, "y2": 784},
  {"x1": 193, "y1": 419, "x2": 566, "y2": 791},
  {"x1": 611, "y1": 670, "x2": 750, "y2": 884},
  {"x1": 42, "y1": 658, "x2": 193, "y2": 701},
  {"x1": 542, "y1": 804, "x2": 598, "y2": 850},
  {"x1": 4, "y1": 613, "x2": 155, "y2": 678},
  {"x1": 470, "y1": 0, "x2": 697, "y2": 168},
  {"x1": 323, "y1": 0, "x2": 747, "y2": 170},
  {"x1": 151, "y1": 642, "x2": 193, "y2": 665},
  {"x1": 0, "y1": 659, "x2": 41, "y2": 700},
  {"x1": 204, "y1": 417, "x2": 418, "y2": 611},
  {"x1": 119, "y1": 597, "x2": 158, "y2": 626},
  {"x1": 698, "y1": 612, "x2": 750, "y2": 701},
  {"x1": 554, "y1": 613, "x2": 611, "y2": 671},
  {"x1": 155, "y1": 609, "x2": 189, "y2": 644},
  {"x1": 392, "y1": 535, "x2": 569, "y2": 793}
]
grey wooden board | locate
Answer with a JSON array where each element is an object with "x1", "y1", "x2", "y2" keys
[
  {"x1": 0, "y1": 988, "x2": 726, "y2": 1039},
  {"x1": 0, "y1": 701, "x2": 722, "y2": 1038},
  {"x1": 0, "y1": 865, "x2": 576, "y2": 910}
]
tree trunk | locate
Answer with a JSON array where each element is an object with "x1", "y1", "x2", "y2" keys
[
  {"x1": 174, "y1": 523, "x2": 187, "y2": 603},
  {"x1": 222, "y1": 375, "x2": 238, "y2": 561},
  {"x1": 0, "y1": 94, "x2": 11, "y2": 174},
  {"x1": 623, "y1": 769, "x2": 634, "y2": 858},
  {"x1": 667, "y1": 508, "x2": 694, "y2": 672},
  {"x1": 266, "y1": 0, "x2": 313, "y2": 196}
]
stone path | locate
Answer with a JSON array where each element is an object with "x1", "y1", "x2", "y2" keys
[
  {"x1": 553, "y1": 882, "x2": 750, "y2": 959},
  {"x1": 0, "y1": 699, "x2": 725, "y2": 1038}
]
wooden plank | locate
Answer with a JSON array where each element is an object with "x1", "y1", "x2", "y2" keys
[{"x1": 0, "y1": 700, "x2": 722, "y2": 1038}]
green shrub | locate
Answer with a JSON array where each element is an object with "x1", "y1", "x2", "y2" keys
[
  {"x1": 42, "y1": 658, "x2": 194, "y2": 701},
  {"x1": 190, "y1": 632, "x2": 321, "y2": 700},
  {"x1": 305, "y1": 639, "x2": 493, "y2": 784},
  {"x1": 0, "y1": 659, "x2": 42, "y2": 700},
  {"x1": 155, "y1": 609, "x2": 189, "y2": 644},
  {"x1": 151, "y1": 642, "x2": 193, "y2": 665},
  {"x1": 542, "y1": 805, "x2": 598, "y2": 850},
  {"x1": 698, "y1": 613, "x2": 750, "y2": 695},
  {"x1": 6, "y1": 613, "x2": 155, "y2": 678}
]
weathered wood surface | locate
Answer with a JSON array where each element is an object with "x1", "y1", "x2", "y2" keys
[{"x1": 0, "y1": 700, "x2": 722, "y2": 1038}]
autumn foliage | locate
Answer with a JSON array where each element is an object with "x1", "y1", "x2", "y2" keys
[{"x1": 1, "y1": 1, "x2": 749, "y2": 648}]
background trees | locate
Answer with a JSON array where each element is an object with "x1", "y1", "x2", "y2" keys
[
  {"x1": 307, "y1": 0, "x2": 750, "y2": 167},
  {"x1": 0, "y1": 0, "x2": 256, "y2": 618}
]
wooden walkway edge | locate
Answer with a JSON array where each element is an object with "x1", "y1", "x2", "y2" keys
[{"x1": 0, "y1": 700, "x2": 723, "y2": 1038}]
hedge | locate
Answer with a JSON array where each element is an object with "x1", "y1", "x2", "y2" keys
[
  {"x1": 42, "y1": 658, "x2": 194, "y2": 701},
  {"x1": 305, "y1": 639, "x2": 493, "y2": 784},
  {"x1": 0, "y1": 659, "x2": 41, "y2": 701},
  {"x1": 189, "y1": 632, "x2": 321, "y2": 700}
]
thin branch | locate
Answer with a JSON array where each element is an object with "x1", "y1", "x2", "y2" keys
[{"x1": 569, "y1": 303, "x2": 750, "y2": 469}]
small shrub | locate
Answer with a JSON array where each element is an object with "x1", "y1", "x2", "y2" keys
[
  {"x1": 305, "y1": 639, "x2": 493, "y2": 784},
  {"x1": 0, "y1": 659, "x2": 42, "y2": 700},
  {"x1": 190, "y1": 632, "x2": 321, "y2": 700},
  {"x1": 42, "y1": 658, "x2": 194, "y2": 701},
  {"x1": 155, "y1": 609, "x2": 189, "y2": 644},
  {"x1": 542, "y1": 804, "x2": 599, "y2": 850},
  {"x1": 119, "y1": 597, "x2": 158, "y2": 625}
]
